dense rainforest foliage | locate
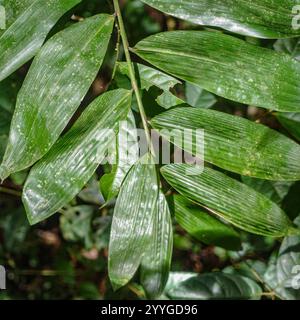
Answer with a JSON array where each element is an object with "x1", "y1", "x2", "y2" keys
[{"x1": 1, "y1": 0, "x2": 300, "y2": 300}]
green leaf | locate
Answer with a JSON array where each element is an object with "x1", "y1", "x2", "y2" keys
[
  {"x1": 141, "y1": 0, "x2": 300, "y2": 39},
  {"x1": 151, "y1": 107, "x2": 300, "y2": 180},
  {"x1": 117, "y1": 62, "x2": 182, "y2": 109},
  {"x1": 223, "y1": 260, "x2": 267, "y2": 283},
  {"x1": 185, "y1": 82, "x2": 216, "y2": 109},
  {"x1": 140, "y1": 191, "x2": 173, "y2": 298},
  {"x1": 108, "y1": 155, "x2": 159, "y2": 290},
  {"x1": 174, "y1": 195, "x2": 241, "y2": 250},
  {"x1": 265, "y1": 217, "x2": 300, "y2": 300},
  {"x1": 164, "y1": 272, "x2": 195, "y2": 292},
  {"x1": 277, "y1": 112, "x2": 300, "y2": 141},
  {"x1": 100, "y1": 110, "x2": 139, "y2": 201},
  {"x1": 161, "y1": 164, "x2": 296, "y2": 237},
  {"x1": 241, "y1": 177, "x2": 292, "y2": 205},
  {"x1": 117, "y1": 62, "x2": 180, "y2": 92},
  {"x1": 0, "y1": 14, "x2": 114, "y2": 180},
  {"x1": 134, "y1": 31, "x2": 300, "y2": 112},
  {"x1": 273, "y1": 38, "x2": 300, "y2": 142},
  {"x1": 264, "y1": 254, "x2": 285, "y2": 299},
  {"x1": 0, "y1": 0, "x2": 32, "y2": 35},
  {"x1": 0, "y1": 0, "x2": 81, "y2": 81},
  {"x1": 156, "y1": 91, "x2": 184, "y2": 109},
  {"x1": 165, "y1": 272, "x2": 262, "y2": 300},
  {"x1": 276, "y1": 216, "x2": 300, "y2": 299},
  {"x1": 22, "y1": 89, "x2": 131, "y2": 225}
]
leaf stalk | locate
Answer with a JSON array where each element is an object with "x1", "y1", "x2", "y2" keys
[{"x1": 112, "y1": 0, "x2": 155, "y2": 157}]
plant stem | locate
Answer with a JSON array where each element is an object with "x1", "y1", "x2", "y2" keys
[
  {"x1": 0, "y1": 186, "x2": 22, "y2": 197},
  {"x1": 112, "y1": 0, "x2": 155, "y2": 157},
  {"x1": 111, "y1": 21, "x2": 121, "y2": 81}
]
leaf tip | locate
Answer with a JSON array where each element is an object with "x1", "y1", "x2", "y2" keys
[
  {"x1": 22, "y1": 191, "x2": 45, "y2": 226},
  {"x1": 109, "y1": 275, "x2": 129, "y2": 292},
  {"x1": 0, "y1": 164, "x2": 10, "y2": 182}
]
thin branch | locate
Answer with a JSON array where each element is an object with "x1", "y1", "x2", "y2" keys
[
  {"x1": 111, "y1": 20, "x2": 121, "y2": 81},
  {"x1": 0, "y1": 186, "x2": 22, "y2": 197},
  {"x1": 112, "y1": 0, "x2": 155, "y2": 157}
]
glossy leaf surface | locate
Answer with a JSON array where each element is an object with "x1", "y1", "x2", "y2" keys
[
  {"x1": 165, "y1": 272, "x2": 262, "y2": 300},
  {"x1": 134, "y1": 31, "x2": 300, "y2": 112},
  {"x1": 264, "y1": 217, "x2": 300, "y2": 299},
  {"x1": 100, "y1": 110, "x2": 139, "y2": 201},
  {"x1": 151, "y1": 107, "x2": 300, "y2": 180},
  {"x1": 0, "y1": 0, "x2": 81, "y2": 81},
  {"x1": 161, "y1": 164, "x2": 296, "y2": 237},
  {"x1": 0, "y1": 14, "x2": 114, "y2": 180},
  {"x1": 140, "y1": 191, "x2": 173, "y2": 298},
  {"x1": 174, "y1": 195, "x2": 241, "y2": 250},
  {"x1": 108, "y1": 155, "x2": 159, "y2": 290},
  {"x1": 22, "y1": 89, "x2": 131, "y2": 224},
  {"x1": 141, "y1": 0, "x2": 300, "y2": 39}
]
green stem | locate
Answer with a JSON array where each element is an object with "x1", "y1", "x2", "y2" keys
[
  {"x1": 112, "y1": 0, "x2": 155, "y2": 157},
  {"x1": 0, "y1": 186, "x2": 22, "y2": 197},
  {"x1": 111, "y1": 20, "x2": 121, "y2": 81}
]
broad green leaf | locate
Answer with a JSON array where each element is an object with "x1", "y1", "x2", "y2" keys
[
  {"x1": 141, "y1": 0, "x2": 300, "y2": 39},
  {"x1": 277, "y1": 112, "x2": 300, "y2": 141},
  {"x1": 140, "y1": 191, "x2": 173, "y2": 298},
  {"x1": 22, "y1": 89, "x2": 131, "y2": 224},
  {"x1": 264, "y1": 254, "x2": 283, "y2": 298},
  {"x1": 276, "y1": 216, "x2": 300, "y2": 299},
  {"x1": 108, "y1": 155, "x2": 159, "y2": 290},
  {"x1": 0, "y1": 0, "x2": 32, "y2": 35},
  {"x1": 274, "y1": 38, "x2": 300, "y2": 142},
  {"x1": 265, "y1": 217, "x2": 300, "y2": 300},
  {"x1": 134, "y1": 31, "x2": 300, "y2": 112},
  {"x1": 164, "y1": 272, "x2": 195, "y2": 292},
  {"x1": 241, "y1": 177, "x2": 292, "y2": 205},
  {"x1": 185, "y1": 82, "x2": 216, "y2": 109},
  {"x1": 0, "y1": 14, "x2": 114, "y2": 180},
  {"x1": 165, "y1": 272, "x2": 262, "y2": 300},
  {"x1": 223, "y1": 260, "x2": 267, "y2": 283},
  {"x1": 151, "y1": 107, "x2": 300, "y2": 180},
  {"x1": 174, "y1": 195, "x2": 241, "y2": 250},
  {"x1": 100, "y1": 110, "x2": 139, "y2": 201},
  {"x1": 161, "y1": 164, "x2": 297, "y2": 237},
  {"x1": 0, "y1": 0, "x2": 81, "y2": 81}
]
